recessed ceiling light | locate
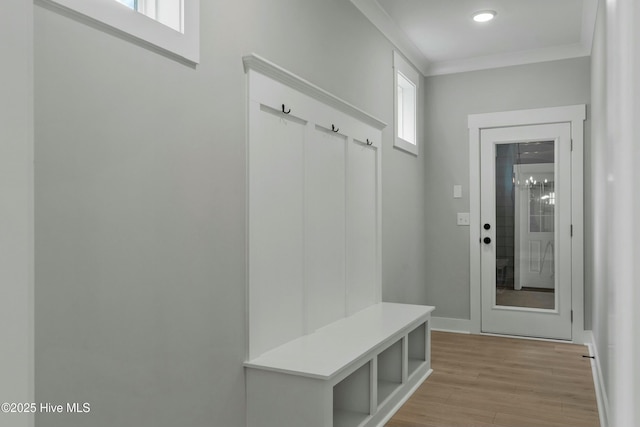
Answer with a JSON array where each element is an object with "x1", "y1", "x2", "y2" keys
[{"x1": 473, "y1": 10, "x2": 497, "y2": 23}]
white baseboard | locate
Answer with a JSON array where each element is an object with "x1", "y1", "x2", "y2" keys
[
  {"x1": 584, "y1": 331, "x2": 610, "y2": 427},
  {"x1": 431, "y1": 317, "x2": 471, "y2": 334}
]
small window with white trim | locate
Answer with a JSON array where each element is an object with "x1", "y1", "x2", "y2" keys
[
  {"x1": 393, "y1": 51, "x2": 419, "y2": 155},
  {"x1": 42, "y1": 0, "x2": 199, "y2": 64},
  {"x1": 116, "y1": 0, "x2": 183, "y2": 32}
]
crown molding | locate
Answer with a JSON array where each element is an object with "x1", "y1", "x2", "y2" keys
[
  {"x1": 581, "y1": 0, "x2": 599, "y2": 55},
  {"x1": 349, "y1": 0, "x2": 430, "y2": 76},
  {"x1": 351, "y1": 0, "x2": 599, "y2": 77},
  {"x1": 428, "y1": 43, "x2": 590, "y2": 76}
]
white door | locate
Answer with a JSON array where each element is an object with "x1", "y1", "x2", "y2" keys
[
  {"x1": 480, "y1": 123, "x2": 572, "y2": 340},
  {"x1": 514, "y1": 163, "x2": 555, "y2": 291}
]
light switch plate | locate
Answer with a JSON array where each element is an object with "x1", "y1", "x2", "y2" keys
[
  {"x1": 457, "y1": 212, "x2": 470, "y2": 226},
  {"x1": 454, "y1": 185, "x2": 462, "y2": 199}
]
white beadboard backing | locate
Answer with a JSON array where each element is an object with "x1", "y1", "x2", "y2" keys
[{"x1": 245, "y1": 55, "x2": 384, "y2": 360}]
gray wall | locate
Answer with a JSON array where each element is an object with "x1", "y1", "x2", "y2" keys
[
  {"x1": 589, "y1": 0, "x2": 610, "y2": 407},
  {"x1": 33, "y1": 1, "x2": 426, "y2": 427},
  {"x1": 423, "y1": 57, "x2": 591, "y2": 321},
  {"x1": 0, "y1": 1, "x2": 34, "y2": 427}
]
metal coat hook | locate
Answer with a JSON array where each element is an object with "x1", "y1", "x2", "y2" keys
[
  {"x1": 282, "y1": 104, "x2": 291, "y2": 114},
  {"x1": 366, "y1": 139, "x2": 373, "y2": 146},
  {"x1": 331, "y1": 124, "x2": 339, "y2": 133}
]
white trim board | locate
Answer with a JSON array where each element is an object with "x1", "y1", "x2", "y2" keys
[
  {"x1": 243, "y1": 54, "x2": 386, "y2": 130},
  {"x1": 430, "y1": 317, "x2": 471, "y2": 334},
  {"x1": 468, "y1": 105, "x2": 586, "y2": 129},
  {"x1": 468, "y1": 105, "x2": 586, "y2": 343},
  {"x1": 584, "y1": 331, "x2": 610, "y2": 427}
]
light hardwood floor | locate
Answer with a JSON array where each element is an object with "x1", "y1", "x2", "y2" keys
[{"x1": 387, "y1": 331, "x2": 600, "y2": 427}]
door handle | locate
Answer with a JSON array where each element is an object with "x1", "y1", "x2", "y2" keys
[{"x1": 483, "y1": 237, "x2": 492, "y2": 244}]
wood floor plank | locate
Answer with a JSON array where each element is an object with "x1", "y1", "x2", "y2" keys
[{"x1": 385, "y1": 331, "x2": 600, "y2": 427}]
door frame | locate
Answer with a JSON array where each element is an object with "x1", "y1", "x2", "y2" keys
[{"x1": 468, "y1": 105, "x2": 586, "y2": 343}]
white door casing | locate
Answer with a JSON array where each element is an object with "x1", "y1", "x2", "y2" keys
[{"x1": 468, "y1": 105, "x2": 585, "y2": 343}]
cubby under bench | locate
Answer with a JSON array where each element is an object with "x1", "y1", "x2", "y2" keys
[{"x1": 244, "y1": 302, "x2": 435, "y2": 427}]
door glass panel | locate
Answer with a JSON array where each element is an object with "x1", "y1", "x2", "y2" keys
[{"x1": 495, "y1": 141, "x2": 555, "y2": 310}]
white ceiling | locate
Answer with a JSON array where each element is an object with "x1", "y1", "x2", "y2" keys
[{"x1": 350, "y1": 0, "x2": 598, "y2": 76}]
